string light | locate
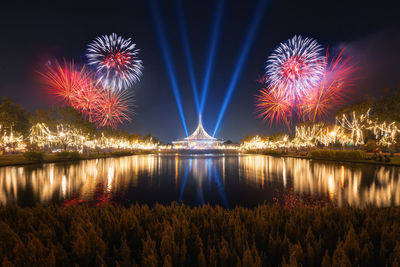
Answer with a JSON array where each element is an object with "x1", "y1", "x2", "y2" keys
[
  {"x1": 0, "y1": 125, "x2": 26, "y2": 152},
  {"x1": 241, "y1": 109, "x2": 400, "y2": 150},
  {"x1": 28, "y1": 123, "x2": 158, "y2": 151}
]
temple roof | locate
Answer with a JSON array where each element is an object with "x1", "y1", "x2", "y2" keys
[{"x1": 185, "y1": 113, "x2": 217, "y2": 141}]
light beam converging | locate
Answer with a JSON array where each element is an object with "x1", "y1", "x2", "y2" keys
[
  {"x1": 149, "y1": 0, "x2": 188, "y2": 136},
  {"x1": 213, "y1": 0, "x2": 268, "y2": 136},
  {"x1": 176, "y1": 0, "x2": 200, "y2": 112},
  {"x1": 199, "y1": 0, "x2": 225, "y2": 113}
]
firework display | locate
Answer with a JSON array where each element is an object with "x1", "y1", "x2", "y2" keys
[
  {"x1": 92, "y1": 89, "x2": 133, "y2": 129},
  {"x1": 255, "y1": 87, "x2": 292, "y2": 129},
  {"x1": 256, "y1": 35, "x2": 357, "y2": 129},
  {"x1": 266, "y1": 35, "x2": 325, "y2": 98},
  {"x1": 302, "y1": 49, "x2": 357, "y2": 121},
  {"x1": 38, "y1": 32, "x2": 142, "y2": 129},
  {"x1": 39, "y1": 61, "x2": 92, "y2": 104},
  {"x1": 86, "y1": 33, "x2": 143, "y2": 91},
  {"x1": 40, "y1": 60, "x2": 135, "y2": 129}
]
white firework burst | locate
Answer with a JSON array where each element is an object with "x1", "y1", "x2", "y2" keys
[
  {"x1": 266, "y1": 35, "x2": 326, "y2": 98},
  {"x1": 87, "y1": 33, "x2": 143, "y2": 91}
]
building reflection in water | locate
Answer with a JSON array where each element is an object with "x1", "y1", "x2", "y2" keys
[{"x1": 0, "y1": 154, "x2": 399, "y2": 207}]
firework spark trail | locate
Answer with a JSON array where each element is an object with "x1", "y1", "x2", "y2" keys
[
  {"x1": 256, "y1": 42, "x2": 358, "y2": 129},
  {"x1": 38, "y1": 61, "x2": 91, "y2": 105},
  {"x1": 71, "y1": 83, "x2": 104, "y2": 122},
  {"x1": 255, "y1": 86, "x2": 292, "y2": 130},
  {"x1": 266, "y1": 35, "x2": 326, "y2": 98},
  {"x1": 92, "y1": 89, "x2": 134, "y2": 129},
  {"x1": 86, "y1": 33, "x2": 143, "y2": 91},
  {"x1": 39, "y1": 60, "x2": 135, "y2": 129},
  {"x1": 301, "y1": 48, "x2": 358, "y2": 121}
]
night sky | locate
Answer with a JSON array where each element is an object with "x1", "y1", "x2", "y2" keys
[{"x1": 1, "y1": 0, "x2": 399, "y2": 142}]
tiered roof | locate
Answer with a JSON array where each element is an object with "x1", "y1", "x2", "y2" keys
[{"x1": 185, "y1": 113, "x2": 216, "y2": 141}]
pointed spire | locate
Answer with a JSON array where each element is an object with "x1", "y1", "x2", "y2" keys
[
  {"x1": 198, "y1": 112, "x2": 202, "y2": 127},
  {"x1": 186, "y1": 112, "x2": 216, "y2": 140}
]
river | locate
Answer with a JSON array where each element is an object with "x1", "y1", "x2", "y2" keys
[{"x1": 1, "y1": 153, "x2": 399, "y2": 208}]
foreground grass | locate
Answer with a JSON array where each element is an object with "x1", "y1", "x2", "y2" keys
[{"x1": 1, "y1": 204, "x2": 400, "y2": 266}]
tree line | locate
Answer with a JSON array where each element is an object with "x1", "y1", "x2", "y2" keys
[
  {"x1": 241, "y1": 88, "x2": 400, "y2": 151},
  {"x1": 0, "y1": 97, "x2": 158, "y2": 152}
]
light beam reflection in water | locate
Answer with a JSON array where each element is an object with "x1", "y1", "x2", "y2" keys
[{"x1": 0, "y1": 154, "x2": 400, "y2": 207}]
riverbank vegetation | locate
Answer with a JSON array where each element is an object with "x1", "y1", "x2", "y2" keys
[
  {"x1": 0, "y1": 150, "x2": 154, "y2": 167},
  {"x1": 242, "y1": 91, "x2": 400, "y2": 153},
  {"x1": 309, "y1": 150, "x2": 368, "y2": 160},
  {"x1": 0, "y1": 97, "x2": 159, "y2": 155},
  {"x1": 1, "y1": 204, "x2": 400, "y2": 266}
]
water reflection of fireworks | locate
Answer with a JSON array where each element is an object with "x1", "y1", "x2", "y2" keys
[{"x1": 273, "y1": 188, "x2": 336, "y2": 208}]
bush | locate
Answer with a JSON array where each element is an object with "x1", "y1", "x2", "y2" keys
[
  {"x1": 364, "y1": 139, "x2": 378, "y2": 152},
  {"x1": 310, "y1": 149, "x2": 368, "y2": 160},
  {"x1": 22, "y1": 151, "x2": 44, "y2": 162},
  {"x1": 264, "y1": 149, "x2": 287, "y2": 156},
  {"x1": 111, "y1": 151, "x2": 134, "y2": 157},
  {"x1": 54, "y1": 151, "x2": 80, "y2": 160}
]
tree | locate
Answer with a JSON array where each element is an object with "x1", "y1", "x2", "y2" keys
[{"x1": 0, "y1": 97, "x2": 30, "y2": 136}]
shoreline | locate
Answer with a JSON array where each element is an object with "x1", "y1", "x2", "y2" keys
[
  {"x1": 2, "y1": 150, "x2": 400, "y2": 168},
  {"x1": 251, "y1": 152, "x2": 400, "y2": 167},
  {"x1": 0, "y1": 151, "x2": 156, "y2": 168}
]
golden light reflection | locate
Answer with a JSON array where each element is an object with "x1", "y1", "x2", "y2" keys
[
  {"x1": 0, "y1": 155, "x2": 159, "y2": 205},
  {"x1": 1, "y1": 155, "x2": 400, "y2": 208},
  {"x1": 174, "y1": 154, "x2": 179, "y2": 183},
  {"x1": 239, "y1": 155, "x2": 400, "y2": 207}
]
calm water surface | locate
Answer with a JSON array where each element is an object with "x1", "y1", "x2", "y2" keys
[{"x1": 1, "y1": 154, "x2": 400, "y2": 208}]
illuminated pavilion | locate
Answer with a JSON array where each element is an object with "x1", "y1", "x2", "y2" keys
[{"x1": 173, "y1": 113, "x2": 224, "y2": 149}]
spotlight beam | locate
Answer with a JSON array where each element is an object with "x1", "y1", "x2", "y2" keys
[
  {"x1": 212, "y1": 0, "x2": 268, "y2": 136},
  {"x1": 176, "y1": 0, "x2": 200, "y2": 112},
  {"x1": 199, "y1": 0, "x2": 225, "y2": 113},
  {"x1": 149, "y1": 0, "x2": 188, "y2": 136}
]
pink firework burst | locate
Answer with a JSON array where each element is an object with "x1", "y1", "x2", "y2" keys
[{"x1": 302, "y1": 48, "x2": 358, "y2": 121}]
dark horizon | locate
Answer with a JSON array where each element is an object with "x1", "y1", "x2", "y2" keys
[{"x1": 1, "y1": 0, "x2": 399, "y2": 143}]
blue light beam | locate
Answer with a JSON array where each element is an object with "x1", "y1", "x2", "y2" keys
[
  {"x1": 199, "y1": 0, "x2": 225, "y2": 113},
  {"x1": 175, "y1": 0, "x2": 200, "y2": 112},
  {"x1": 213, "y1": 0, "x2": 268, "y2": 136},
  {"x1": 149, "y1": 0, "x2": 188, "y2": 136}
]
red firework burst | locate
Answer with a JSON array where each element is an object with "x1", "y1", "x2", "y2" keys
[
  {"x1": 92, "y1": 90, "x2": 133, "y2": 129},
  {"x1": 71, "y1": 83, "x2": 104, "y2": 121},
  {"x1": 38, "y1": 61, "x2": 91, "y2": 104},
  {"x1": 39, "y1": 60, "x2": 134, "y2": 128},
  {"x1": 255, "y1": 86, "x2": 292, "y2": 130},
  {"x1": 302, "y1": 49, "x2": 358, "y2": 121}
]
